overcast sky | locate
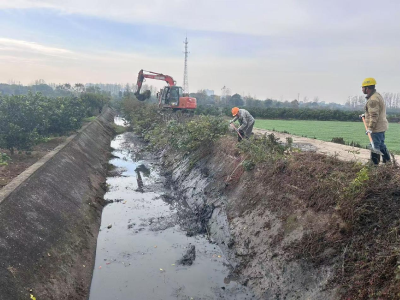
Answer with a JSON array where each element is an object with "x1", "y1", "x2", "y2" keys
[{"x1": 0, "y1": 0, "x2": 399, "y2": 103}]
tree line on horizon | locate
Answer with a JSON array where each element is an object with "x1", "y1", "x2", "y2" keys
[
  {"x1": 190, "y1": 90, "x2": 400, "y2": 112},
  {"x1": 194, "y1": 105, "x2": 400, "y2": 123},
  {"x1": 2, "y1": 81, "x2": 400, "y2": 112}
]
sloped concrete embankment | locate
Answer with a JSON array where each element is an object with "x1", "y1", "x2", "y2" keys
[
  {"x1": 162, "y1": 137, "x2": 339, "y2": 300},
  {"x1": 0, "y1": 108, "x2": 115, "y2": 300}
]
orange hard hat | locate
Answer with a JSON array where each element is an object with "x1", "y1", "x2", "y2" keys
[{"x1": 232, "y1": 107, "x2": 239, "y2": 116}]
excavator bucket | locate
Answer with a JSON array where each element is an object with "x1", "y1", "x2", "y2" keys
[{"x1": 135, "y1": 90, "x2": 151, "y2": 101}]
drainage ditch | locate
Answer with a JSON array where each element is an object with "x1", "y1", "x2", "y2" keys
[{"x1": 89, "y1": 118, "x2": 254, "y2": 299}]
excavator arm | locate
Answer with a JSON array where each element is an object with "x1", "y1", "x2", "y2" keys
[{"x1": 135, "y1": 69, "x2": 176, "y2": 101}]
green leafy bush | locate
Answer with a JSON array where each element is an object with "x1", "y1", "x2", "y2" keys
[
  {"x1": 80, "y1": 92, "x2": 110, "y2": 116},
  {"x1": 331, "y1": 137, "x2": 346, "y2": 144},
  {"x1": 237, "y1": 133, "x2": 288, "y2": 167},
  {"x1": 242, "y1": 160, "x2": 255, "y2": 171},
  {"x1": 0, "y1": 91, "x2": 101, "y2": 154},
  {"x1": 122, "y1": 97, "x2": 228, "y2": 153},
  {"x1": 0, "y1": 94, "x2": 43, "y2": 154},
  {"x1": 341, "y1": 166, "x2": 370, "y2": 200},
  {"x1": 0, "y1": 153, "x2": 11, "y2": 165}
]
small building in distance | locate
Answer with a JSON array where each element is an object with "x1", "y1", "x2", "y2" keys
[{"x1": 204, "y1": 89, "x2": 214, "y2": 96}]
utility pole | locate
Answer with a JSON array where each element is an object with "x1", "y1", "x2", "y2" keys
[
  {"x1": 183, "y1": 36, "x2": 189, "y2": 95},
  {"x1": 221, "y1": 86, "x2": 227, "y2": 105}
]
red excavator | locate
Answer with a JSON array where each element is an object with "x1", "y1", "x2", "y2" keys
[{"x1": 134, "y1": 69, "x2": 197, "y2": 110}]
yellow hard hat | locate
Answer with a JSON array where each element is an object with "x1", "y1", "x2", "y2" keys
[
  {"x1": 232, "y1": 107, "x2": 239, "y2": 116},
  {"x1": 362, "y1": 77, "x2": 376, "y2": 87}
]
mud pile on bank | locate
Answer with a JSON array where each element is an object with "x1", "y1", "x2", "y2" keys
[{"x1": 160, "y1": 135, "x2": 400, "y2": 299}]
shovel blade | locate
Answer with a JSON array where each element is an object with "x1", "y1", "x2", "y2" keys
[{"x1": 367, "y1": 144, "x2": 383, "y2": 155}]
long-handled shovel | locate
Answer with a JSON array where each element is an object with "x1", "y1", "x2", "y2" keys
[
  {"x1": 230, "y1": 123, "x2": 243, "y2": 140},
  {"x1": 225, "y1": 124, "x2": 245, "y2": 183},
  {"x1": 361, "y1": 116, "x2": 383, "y2": 155}
]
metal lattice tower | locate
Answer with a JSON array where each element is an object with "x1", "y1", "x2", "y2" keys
[
  {"x1": 183, "y1": 36, "x2": 189, "y2": 94},
  {"x1": 221, "y1": 86, "x2": 226, "y2": 103}
]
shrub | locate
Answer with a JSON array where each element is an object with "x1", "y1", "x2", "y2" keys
[
  {"x1": 80, "y1": 92, "x2": 110, "y2": 116},
  {"x1": 237, "y1": 133, "x2": 288, "y2": 167},
  {"x1": 331, "y1": 137, "x2": 362, "y2": 148},
  {"x1": 0, "y1": 92, "x2": 95, "y2": 154},
  {"x1": 348, "y1": 141, "x2": 361, "y2": 148},
  {"x1": 0, "y1": 94, "x2": 42, "y2": 154},
  {"x1": 242, "y1": 160, "x2": 256, "y2": 171},
  {"x1": 122, "y1": 97, "x2": 228, "y2": 153},
  {"x1": 331, "y1": 137, "x2": 346, "y2": 145},
  {"x1": 0, "y1": 153, "x2": 11, "y2": 165}
]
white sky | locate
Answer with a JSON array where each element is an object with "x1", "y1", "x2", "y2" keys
[{"x1": 0, "y1": 0, "x2": 400, "y2": 103}]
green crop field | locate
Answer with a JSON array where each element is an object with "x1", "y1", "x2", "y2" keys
[{"x1": 255, "y1": 119, "x2": 400, "y2": 153}]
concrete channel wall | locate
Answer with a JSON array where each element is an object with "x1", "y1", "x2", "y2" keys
[{"x1": 0, "y1": 107, "x2": 115, "y2": 300}]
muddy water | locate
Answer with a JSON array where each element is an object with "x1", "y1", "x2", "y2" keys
[{"x1": 89, "y1": 120, "x2": 253, "y2": 300}]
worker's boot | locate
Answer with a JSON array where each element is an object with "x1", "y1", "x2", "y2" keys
[
  {"x1": 370, "y1": 152, "x2": 381, "y2": 165},
  {"x1": 381, "y1": 147, "x2": 391, "y2": 163}
]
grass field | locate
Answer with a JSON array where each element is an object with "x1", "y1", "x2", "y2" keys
[{"x1": 255, "y1": 119, "x2": 400, "y2": 153}]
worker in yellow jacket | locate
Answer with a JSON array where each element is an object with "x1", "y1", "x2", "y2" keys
[{"x1": 361, "y1": 78, "x2": 391, "y2": 164}]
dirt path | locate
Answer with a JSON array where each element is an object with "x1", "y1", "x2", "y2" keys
[
  {"x1": 253, "y1": 128, "x2": 400, "y2": 163},
  {"x1": 0, "y1": 120, "x2": 96, "y2": 190},
  {"x1": 0, "y1": 137, "x2": 67, "y2": 189}
]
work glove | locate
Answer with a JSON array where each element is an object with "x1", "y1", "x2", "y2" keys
[{"x1": 366, "y1": 129, "x2": 372, "y2": 135}]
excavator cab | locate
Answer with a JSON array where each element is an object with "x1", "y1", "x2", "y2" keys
[
  {"x1": 158, "y1": 86, "x2": 196, "y2": 110},
  {"x1": 160, "y1": 86, "x2": 182, "y2": 106}
]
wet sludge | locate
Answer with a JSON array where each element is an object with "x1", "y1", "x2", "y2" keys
[{"x1": 89, "y1": 119, "x2": 254, "y2": 300}]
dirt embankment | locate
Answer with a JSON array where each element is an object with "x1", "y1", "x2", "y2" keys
[
  {"x1": 161, "y1": 135, "x2": 400, "y2": 299},
  {"x1": 0, "y1": 107, "x2": 116, "y2": 300}
]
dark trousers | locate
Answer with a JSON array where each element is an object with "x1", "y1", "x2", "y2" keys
[
  {"x1": 370, "y1": 131, "x2": 391, "y2": 164},
  {"x1": 237, "y1": 121, "x2": 255, "y2": 142},
  {"x1": 245, "y1": 121, "x2": 255, "y2": 137}
]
